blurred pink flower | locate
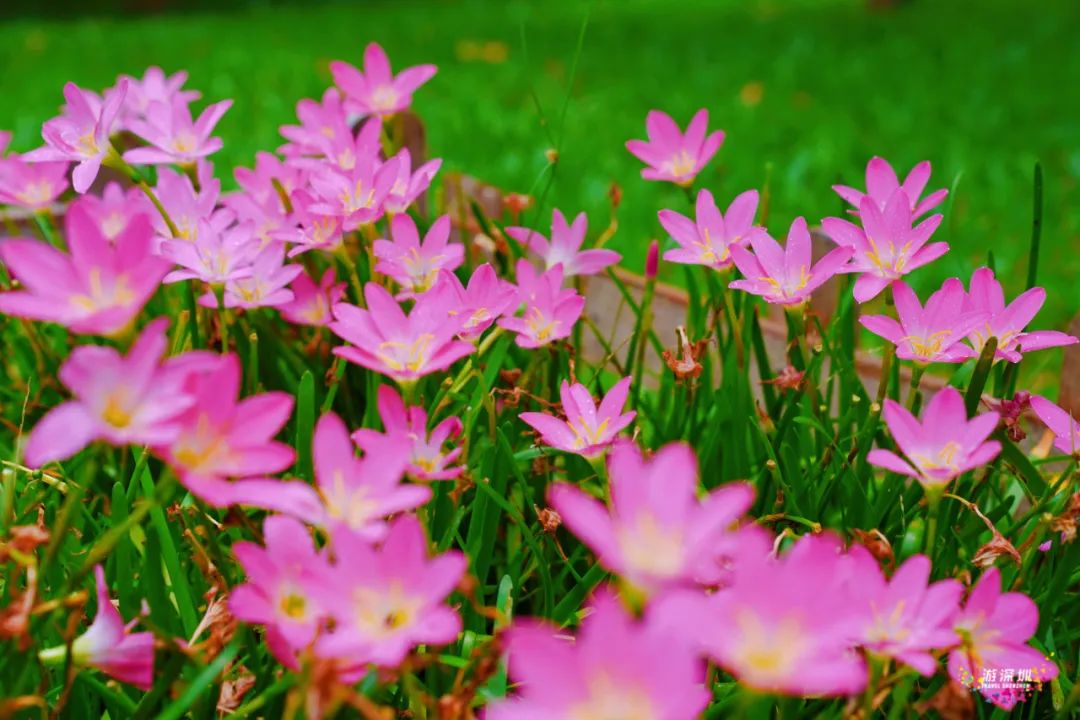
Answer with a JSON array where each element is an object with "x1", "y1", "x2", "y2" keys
[
  {"x1": 1029, "y1": 396, "x2": 1080, "y2": 455},
  {"x1": 79, "y1": 182, "x2": 152, "y2": 241},
  {"x1": 833, "y1": 157, "x2": 947, "y2": 219},
  {"x1": 373, "y1": 214, "x2": 463, "y2": 298},
  {"x1": 428, "y1": 264, "x2": 518, "y2": 340},
  {"x1": 118, "y1": 66, "x2": 200, "y2": 124},
  {"x1": 659, "y1": 189, "x2": 765, "y2": 271},
  {"x1": 161, "y1": 220, "x2": 258, "y2": 286},
  {"x1": 279, "y1": 268, "x2": 346, "y2": 326},
  {"x1": 728, "y1": 217, "x2": 852, "y2": 306},
  {"x1": 860, "y1": 280, "x2": 987, "y2": 364},
  {"x1": 279, "y1": 88, "x2": 352, "y2": 159},
  {"x1": 520, "y1": 377, "x2": 635, "y2": 458},
  {"x1": 331, "y1": 42, "x2": 437, "y2": 117},
  {"x1": 498, "y1": 261, "x2": 585, "y2": 348},
  {"x1": 124, "y1": 98, "x2": 233, "y2": 165},
  {"x1": 150, "y1": 164, "x2": 230, "y2": 244},
  {"x1": 506, "y1": 209, "x2": 620, "y2": 277},
  {"x1": 212, "y1": 241, "x2": 301, "y2": 309},
  {"x1": 383, "y1": 148, "x2": 441, "y2": 214},
  {"x1": 0, "y1": 154, "x2": 69, "y2": 209},
  {"x1": 625, "y1": 109, "x2": 724, "y2": 186}
]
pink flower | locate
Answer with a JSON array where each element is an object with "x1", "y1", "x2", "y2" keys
[
  {"x1": 427, "y1": 264, "x2": 518, "y2": 340},
  {"x1": 961, "y1": 267, "x2": 1077, "y2": 363},
  {"x1": 550, "y1": 441, "x2": 758, "y2": 596},
  {"x1": 373, "y1": 214, "x2": 463, "y2": 298},
  {"x1": 78, "y1": 182, "x2": 152, "y2": 241},
  {"x1": 860, "y1": 280, "x2": 987, "y2": 364},
  {"x1": 150, "y1": 164, "x2": 230, "y2": 244},
  {"x1": 0, "y1": 203, "x2": 169, "y2": 335},
  {"x1": 352, "y1": 385, "x2": 465, "y2": 481},
  {"x1": 306, "y1": 147, "x2": 398, "y2": 231},
  {"x1": 279, "y1": 88, "x2": 352, "y2": 159},
  {"x1": 506, "y1": 209, "x2": 620, "y2": 277},
  {"x1": 316, "y1": 515, "x2": 465, "y2": 666},
  {"x1": 124, "y1": 98, "x2": 233, "y2": 165},
  {"x1": 279, "y1": 268, "x2": 346, "y2": 326},
  {"x1": 331, "y1": 42, "x2": 437, "y2": 117},
  {"x1": 659, "y1": 189, "x2": 766, "y2": 271},
  {"x1": 383, "y1": 148, "x2": 441, "y2": 214},
  {"x1": 214, "y1": 241, "x2": 302, "y2": 309},
  {"x1": 330, "y1": 283, "x2": 474, "y2": 383},
  {"x1": 67, "y1": 566, "x2": 154, "y2": 689},
  {"x1": 161, "y1": 221, "x2": 258, "y2": 286},
  {"x1": 822, "y1": 191, "x2": 947, "y2": 303},
  {"x1": 625, "y1": 109, "x2": 724, "y2": 186},
  {"x1": 277, "y1": 190, "x2": 344, "y2": 256},
  {"x1": 0, "y1": 154, "x2": 69, "y2": 209},
  {"x1": 834, "y1": 157, "x2": 947, "y2": 219},
  {"x1": 1029, "y1": 396, "x2": 1080, "y2": 455},
  {"x1": 728, "y1": 217, "x2": 853, "y2": 306},
  {"x1": 655, "y1": 534, "x2": 868, "y2": 697},
  {"x1": 487, "y1": 588, "x2": 710, "y2": 720},
  {"x1": 24, "y1": 80, "x2": 127, "y2": 193},
  {"x1": 497, "y1": 261, "x2": 585, "y2": 348},
  {"x1": 948, "y1": 567, "x2": 1058, "y2": 710},
  {"x1": 868, "y1": 386, "x2": 1001, "y2": 487},
  {"x1": 520, "y1": 377, "x2": 635, "y2": 458},
  {"x1": 118, "y1": 66, "x2": 200, "y2": 124}
]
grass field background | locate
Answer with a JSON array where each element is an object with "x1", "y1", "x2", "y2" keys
[{"x1": 1, "y1": 0, "x2": 1077, "y2": 339}]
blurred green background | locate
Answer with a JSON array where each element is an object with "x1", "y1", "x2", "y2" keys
[{"x1": 1, "y1": 0, "x2": 1078, "y2": 342}]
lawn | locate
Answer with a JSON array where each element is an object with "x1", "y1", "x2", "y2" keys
[{"x1": 1, "y1": 0, "x2": 1077, "y2": 325}]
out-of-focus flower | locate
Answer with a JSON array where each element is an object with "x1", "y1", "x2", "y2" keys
[
  {"x1": 213, "y1": 242, "x2": 302, "y2": 309},
  {"x1": 279, "y1": 268, "x2": 346, "y2": 326},
  {"x1": 519, "y1": 377, "x2": 635, "y2": 459},
  {"x1": 833, "y1": 157, "x2": 947, "y2": 219},
  {"x1": 331, "y1": 42, "x2": 437, "y2": 117},
  {"x1": 278, "y1": 190, "x2": 344, "y2": 257},
  {"x1": 645, "y1": 238, "x2": 659, "y2": 279},
  {"x1": 868, "y1": 386, "x2": 1001, "y2": 487},
  {"x1": 427, "y1": 264, "x2": 518, "y2": 340},
  {"x1": 486, "y1": 588, "x2": 710, "y2": 720},
  {"x1": 279, "y1": 88, "x2": 352, "y2": 159},
  {"x1": 374, "y1": 215, "x2": 463, "y2": 298},
  {"x1": 625, "y1": 109, "x2": 724, "y2": 186},
  {"x1": 119, "y1": 66, "x2": 200, "y2": 124},
  {"x1": 659, "y1": 189, "x2": 765, "y2": 271},
  {"x1": 383, "y1": 148, "x2": 441, "y2": 214},
  {"x1": 860, "y1": 280, "x2": 986, "y2": 364},
  {"x1": 498, "y1": 261, "x2": 585, "y2": 348},
  {"x1": 151, "y1": 164, "x2": 230, "y2": 244},
  {"x1": 506, "y1": 209, "x2": 620, "y2": 277},
  {"x1": 728, "y1": 217, "x2": 852, "y2": 306},
  {"x1": 124, "y1": 98, "x2": 233, "y2": 165},
  {"x1": 0, "y1": 154, "x2": 69, "y2": 209},
  {"x1": 0, "y1": 204, "x2": 168, "y2": 335},
  {"x1": 1029, "y1": 396, "x2": 1080, "y2": 455},
  {"x1": 79, "y1": 182, "x2": 152, "y2": 241},
  {"x1": 161, "y1": 221, "x2": 258, "y2": 286}
]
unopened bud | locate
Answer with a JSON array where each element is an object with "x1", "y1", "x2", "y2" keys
[{"x1": 645, "y1": 240, "x2": 659, "y2": 280}]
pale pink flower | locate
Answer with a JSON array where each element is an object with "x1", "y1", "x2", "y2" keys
[
  {"x1": 506, "y1": 209, "x2": 620, "y2": 277},
  {"x1": 868, "y1": 386, "x2": 1001, "y2": 487},
  {"x1": 0, "y1": 204, "x2": 168, "y2": 335},
  {"x1": 212, "y1": 241, "x2": 302, "y2": 309},
  {"x1": 331, "y1": 42, "x2": 437, "y2": 117},
  {"x1": 423, "y1": 264, "x2": 515, "y2": 340},
  {"x1": 520, "y1": 377, "x2": 635, "y2": 458},
  {"x1": 124, "y1": 98, "x2": 233, "y2": 165},
  {"x1": 277, "y1": 190, "x2": 345, "y2": 256},
  {"x1": 150, "y1": 164, "x2": 230, "y2": 244},
  {"x1": 834, "y1": 157, "x2": 947, "y2": 219},
  {"x1": 1029, "y1": 396, "x2": 1080, "y2": 455},
  {"x1": 306, "y1": 151, "x2": 398, "y2": 231},
  {"x1": 382, "y1": 148, "x2": 441, "y2": 214},
  {"x1": 118, "y1": 66, "x2": 200, "y2": 125},
  {"x1": 625, "y1": 109, "x2": 724, "y2": 186},
  {"x1": 279, "y1": 268, "x2": 346, "y2": 326},
  {"x1": 659, "y1": 189, "x2": 766, "y2": 271},
  {"x1": 0, "y1": 154, "x2": 69, "y2": 209},
  {"x1": 487, "y1": 588, "x2": 710, "y2": 720},
  {"x1": 373, "y1": 214, "x2": 463, "y2": 298},
  {"x1": 728, "y1": 217, "x2": 853, "y2": 306},
  {"x1": 498, "y1": 261, "x2": 585, "y2": 348},
  {"x1": 278, "y1": 88, "x2": 352, "y2": 159},
  {"x1": 161, "y1": 221, "x2": 258, "y2": 285},
  {"x1": 78, "y1": 182, "x2": 153, "y2": 241}
]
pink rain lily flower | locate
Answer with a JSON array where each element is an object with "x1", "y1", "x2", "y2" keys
[
  {"x1": 498, "y1": 261, "x2": 585, "y2": 348},
  {"x1": 506, "y1": 209, "x2": 621, "y2": 277},
  {"x1": 383, "y1": 148, "x2": 441, "y2": 214},
  {"x1": 330, "y1": 283, "x2": 474, "y2": 383},
  {"x1": 868, "y1": 386, "x2": 1001, "y2": 487},
  {"x1": 428, "y1": 264, "x2": 518, "y2": 340},
  {"x1": 823, "y1": 191, "x2": 947, "y2": 303},
  {"x1": 659, "y1": 189, "x2": 766, "y2": 271},
  {"x1": 352, "y1": 385, "x2": 464, "y2": 481},
  {"x1": 307, "y1": 151, "x2": 398, "y2": 231},
  {"x1": 373, "y1": 214, "x2": 464, "y2": 298},
  {"x1": 550, "y1": 441, "x2": 757, "y2": 596},
  {"x1": 79, "y1": 182, "x2": 152, "y2": 241},
  {"x1": 210, "y1": 241, "x2": 302, "y2": 309},
  {"x1": 124, "y1": 98, "x2": 233, "y2": 165},
  {"x1": 23, "y1": 80, "x2": 127, "y2": 193},
  {"x1": 150, "y1": 164, "x2": 230, "y2": 244},
  {"x1": 520, "y1": 377, "x2": 635, "y2": 458},
  {"x1": 279, "y1": 268, "x2": 346, "y2": 326},
  {"x1": 728, "y1": 217, "x2": 853, "y2": 306},
  {"x1": 0, "y1": 155, "x2": 69, "y2": 209},
  {"x1": 961, "y1": 267, "x2": 1077, "y2": 362},
  {"x1": 948, "y1": 567, "x2": 1058, "y2": 710},
  {"x1": 625, "y1": 109, "x2": 724, "y2": 186},
  {"x1": 316, "y1": 515, "x2": 465, "y2": 667},
  {"x1": 0, "y1": 204, "x2": 169, "y2": 336},
  {"x1": 1029, "y1": 396, "x2": 1080, "y2": 455},
  {"x1": 331, "y1": 42, "x2": 437, "y2": 117},
  {"x1": 487, "y1": 587, "x2": 710, "y2": 720},
  {"x1": 119, "y1": 66, "x2": 200, "y2": 124},
  {"x1": 834, "y1": 157, "x2": 947, "y2": 219},
  {"x1": 161, "y1": 221, "x2": 258, "y2": 286},
  {"x1": 278, "y1": 87, "x2": 352, "y2": 159},
  {"x1": 860, "y1": 280, "x2": 987, "y2": 364},
  {"x1": 278, "y1": 190, "x2": 345, "y2": 256}
]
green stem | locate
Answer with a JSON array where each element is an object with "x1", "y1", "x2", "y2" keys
[
  {"x1": 924, "y1": 485, "x2": 944, "y2": 558},
  {"x1": 906, "y1": 364, "x2": 926, "y2": 411}
]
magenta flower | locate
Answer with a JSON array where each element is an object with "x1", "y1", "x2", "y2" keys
[
  {"x1": 161, "y1": 221, "x2": 258, "y2": 286},
  {"x1": 506, "y1": 209, "x2": 620, "y2": 277},
  {"x1": 330, "y1": 283, "x2": 474, "y2": 383},
  {"x1": 860, "y1": 280, "x2": 987, "y2": 364},
  {"x1": 550, "y1": 441, "x2": 757, "y2": 596},
  {"x1": 0, "y1": 204, "x2": 168, "y2": 335},
  {"x1": 625, "y1": 109, "x2": 724, "y2": 186},
  {"x1": 383, "y1": 148, "x2": 441, "y2": 214},
  {"x1": 487, "y1": 587, "x2": 710, "y2": 720},
  {"x1": 150, "y1": 164, "x2": 229, "y2": 244},
  {"x1": 728, "y1": 217, "x2": 853, "y2": 306},
  {"x1": 428, "y1": 264, "x2": 518, "y2": 340},
  {"x1": 0, "y1": 154, "x2": 69, "y2": 209},
  {"x1": 833, "y1": 157, "x2": 947, "y2": 219},
  {"x1": 23, "y1": 80, "x2": 127, "y2": 193},
  {"x1": 316, "y1": 515, "x2": 465, "y2": 667},
  {"x1": 948, "y1": 567, "x2": 1058, "y2": 710},
  {"x1": 331, "y1": 42, "x2": 437, "y2": 117},
  {"x1": 213, "y1": 241, "x2": 302, "y2": 309},
  {"x1": 352, "y1": 385, "x2": 464, "y2": 481},
  {"x1": 60, "y1": 566, "x2": 154, "y2": 690},
  {"x1": 961, "y1": 267, "x2": 1077, "y2": 362},
  {"x1": 868, "y1": 386, "x2": 1001, "y2": 487},
  {"x1": 1029, "y1": 396, "x2": 1080, "y2": 455},
  {"x1": 119, "y1": 66, "x2": 200, "y2": 124},
  {"x1": 124, "y1": 98, "x2": 233, "y2": 165},
  {"x1": 278, "y1": 190, "x2": 344, "y2": 257},
  {"x1": 373, "y1": 214, "x2": 464, "y2": 298},
  {"x1": 823, "y1": 191, "x2": 947, "y2": 303},
  {"x1": 520, "y1": 377, "x2": 635, "y2": 458},
  {"x1": 497, "y1": 261, "x2": 585, "y2": 348},
  {"x1": 79, "y1": 182, "x2": 152, "y2": 241},
  {"x1": 659, "y1": 189, "x2": 765, "y2": 271},
  {"x1": 307, "y1": 151, "x2": 398, "y2": 231},
  {"x1": 279, "y1": 268, "x2": 346, "y2": 326}
]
